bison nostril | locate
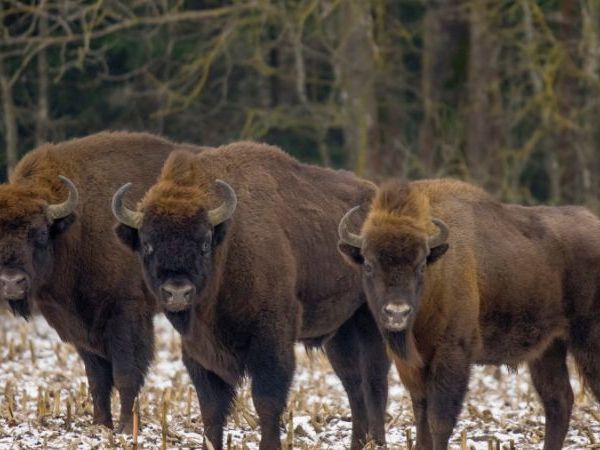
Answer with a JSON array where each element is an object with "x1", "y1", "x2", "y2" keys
[
  {"x1": 382, "y1": 303, "x2": 412, "y2": 320},
  {"x1": 0, "y1": 271, "x2": 29, "y2": 300},
  {"x1": 160, "y1": 287, "x2": 173, "y2": 302},
  {"x1": 160, "y1": 283, "x2": 194, "y2": 305},
  {"x1": 0, "y1": 272, "x2": 27, "y2": 288}
]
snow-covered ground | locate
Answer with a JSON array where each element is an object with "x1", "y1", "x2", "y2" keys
[{"x1": 0, "y1": 312, "x2": 597, "y2": 449}]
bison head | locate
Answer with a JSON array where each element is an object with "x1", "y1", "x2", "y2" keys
[
  {"x1": 111, "y1": 180, "x2": 236, "y2": 318},
  {"x1": 337, "y1": 205, "x2": 449, "y2": 366},
  {"x1": 0, "y1": 176, "x2": 78, "y2": 319}
]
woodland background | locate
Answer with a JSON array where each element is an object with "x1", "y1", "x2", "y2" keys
[{"x1": 1, "y1": 0, "x2": 599, "y2": 208}]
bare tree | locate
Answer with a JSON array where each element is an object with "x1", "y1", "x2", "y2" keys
[
  {"x1": 334, "y1": 0, "x2": 379, "y2": 177},
  {"x1": 466, "y1": 0, "x2": 504, "y2": 191}
]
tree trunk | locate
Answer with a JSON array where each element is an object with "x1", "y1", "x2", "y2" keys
[
  {"x1": 0, "y1": 57, "x2": 18, "y2": 179},
  {"x1": 556, "y1": 0, "x2": 582, "y2": 204},
  {"x1": 580, "y1": 0, "x2": 600, "y2": 210},
  {"x1": 35, "y1": 12, "x2": 49, "y2": 147},
  {"x1": 335, "y1": 0, "x2": 378, "y2": 177},
  {"x1": 466, "y1": 0, "x2": 504, "y2": 192},
  {"x1": 419, "y1": 0, "x2": 466, "y2": 174}
]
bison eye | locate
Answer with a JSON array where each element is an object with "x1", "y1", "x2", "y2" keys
[
  {"x1": 201, "y1": 241, "x2": 210, "y2": 253},
  {"x1": 364, "y1": 261, "x2": 374, "y2": 276},
  {"x1": 32, "y1": 228, "x2": 49, "y2": 248},
  {"x1": 143, "y1": 243, "x2": 154, "y2": 256}
]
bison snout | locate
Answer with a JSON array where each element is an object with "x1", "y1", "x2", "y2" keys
[
  {"x1": 160, "y1": 282, "x2": 195, "y2": 312},
  {"x1": 0, "y1": 270, "x2": 29, "y2": 301},
  {"x1": 381, "y1": 303, "x2": 412, "y2": 331}
]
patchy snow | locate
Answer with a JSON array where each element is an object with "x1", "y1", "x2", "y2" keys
[{"x1": 0, "y1": 313, "x2": 597, "y2": 449}]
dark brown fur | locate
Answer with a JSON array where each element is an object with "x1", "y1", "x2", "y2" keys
[
  {"x1": 340, "y1": 178, "x2": 600, "y2": 450},
  {"x1": 115, "y1": 143, "x2": 390, "y2": 450},
  {"x1": 0, "y1": 131, "x2": 205, "y2": 432}
]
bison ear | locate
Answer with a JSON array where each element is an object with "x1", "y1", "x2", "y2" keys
[
  {"x1": 338, "y1": 242, "x2": 364, "y2": 267},
  {"x1": 114, "y1": 224, "x2": 140, "y2": 252},
  {"x1": 49, "y1": 214, "x2": 76, "y2": 238},
  {"x1": 427, "y1": 243, "x2": 449, "y2": 265},
  {"x1": 212, "y1": 221, "x2": 229, "y2": 248}
]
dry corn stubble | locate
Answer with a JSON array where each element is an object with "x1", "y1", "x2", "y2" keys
[{"x1": 0, "y1": 312, "x2": 597, "y2": 449}]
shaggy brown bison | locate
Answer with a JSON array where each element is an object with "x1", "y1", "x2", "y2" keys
[
  {"x1": 0, "y1": 131, "x2": 204, "y2": 432},
  {"x1": 111, "y1": 143, "x2": 390, "y2": 450},
  {"x1": 338, "y1": 178, "x2": 600, "y2": 450}
]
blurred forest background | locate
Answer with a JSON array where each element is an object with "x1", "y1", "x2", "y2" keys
[{"x1": 1, "y1": 0, "x2": 599, "y2": 208}]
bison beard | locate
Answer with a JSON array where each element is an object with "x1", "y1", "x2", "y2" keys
[
  {"x1": 385, "y1": 329, "x2": 423, "y2": 368},
  {"x1": 8, "y1": 299, "x2": 30, "y2": 320},
  {"x1": 165, "y1": 309, "x2": 191, "y2": 334}
]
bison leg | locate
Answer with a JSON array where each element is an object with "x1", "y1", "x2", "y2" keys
[
  {"x1": 395, "y1": 361, "x2": 430, "y2": 449},
  {"x1": 182, "y1": 349, "x2": 237, "y2": 450},
  {"x1": 325, "y1": 313, "x2": 369, "y2": 449},
  {"x1": 77, "y1": 349, "x2": 114, "y2": 428},
  {"x1": 247, "y1": 337, "x2": 295, "y2": 450},
  {"x1": 108, "y1": 314, "x2": 154, "y2": 434},
  {"x1": 410, "y1": 396, "x2": 432, "y2": 450},
  {"x1": 570, "y1": 318, "x2": 600, "y2": 403},
  {"x1": 356, "y1": 304, "x2": 390, "y2": 447},
  {"x1": 426, "y1": 349, "x2": 470, "y2": 450},
  {"x1": 529, "y1": 340, "x2": 573, "y2": 450},
  {"x1": 326, "y1": 304, "x2": 389, "y2": 449}
]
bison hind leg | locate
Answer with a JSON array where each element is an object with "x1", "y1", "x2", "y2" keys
[
  {"x1": 247, "y1": 335, "x2": 295, "y2": 450},
  {"x1": 570, "y1": 318, "x2": 600, "y2": 403},
  {"x1": 529, "y1": 339, "x2": 573, "y2": 450}
]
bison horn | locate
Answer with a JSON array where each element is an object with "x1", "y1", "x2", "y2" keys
[
  {"x1": 112, "y1": 183, "x2": 143, "y2": 229},
  {"x1": 429, "y1": 218, "x2": 449, "y2": 248},
  {"x1": 338, "y1": 206, "x2": 364, "y2": 248},
  {"x1": 208, "y1": 180, "x2": 237, "y2": 226},
  {"x1": 47, "y1": 176, "x2": 79, "y2": 220}
]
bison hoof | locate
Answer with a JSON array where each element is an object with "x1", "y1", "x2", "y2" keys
[
  {"x1": 92, "y1": 416, "x2": 113, "y2": 429},
  {"x1": 117, "y1": 417, "x2": 136, "y2": 434}
]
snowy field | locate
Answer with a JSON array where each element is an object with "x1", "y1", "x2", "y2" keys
[{"x1": 0, "y1": 312, "x2": 597, "y2": 449}]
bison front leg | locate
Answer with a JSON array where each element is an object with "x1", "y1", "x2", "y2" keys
[
  {"x1": 325, "y1": 316, "x2": 370, "y2": 450},
  {"x1": 327, "y1": 307, "x2": 389, "y2": 450},
  {"x1": 426, "y1": 349, "x2": 470, "y2": 450},
  {"x1": 529, "y1": 340, "x2": 573, "y2": 450},
  {"x1": 182, "y1": 350, "x2": 237, "y2": 450},
  {"x1": 247, "y1": 336, "x2": 295, "y2": 450},
  {"x1": 395, "y1": 361, "x2": 430, "y2": 449},
  {"x1": 78, "y1": 349, "x2": 114, "y2": 428},
  {"x1": 108, "y1": 314, "x2": 154, "y2": 434},
  {"x1": 355, "y1": 305, "x2": 390, "y2": 447}
]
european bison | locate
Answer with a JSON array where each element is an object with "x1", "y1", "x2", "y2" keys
[
  {"x1": 111, "y1": 142, "x2": 390, "y2": 450},
  {"x1": 338, "y1": 178, "x2": 600, "y2": 450},
  {"x1": 0, "y1": 131, "x2": 204, "y2": 432}
]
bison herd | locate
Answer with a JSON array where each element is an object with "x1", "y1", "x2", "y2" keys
[{"x1": 0, "y1": 131, "x2": 598, "y2": 450}]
